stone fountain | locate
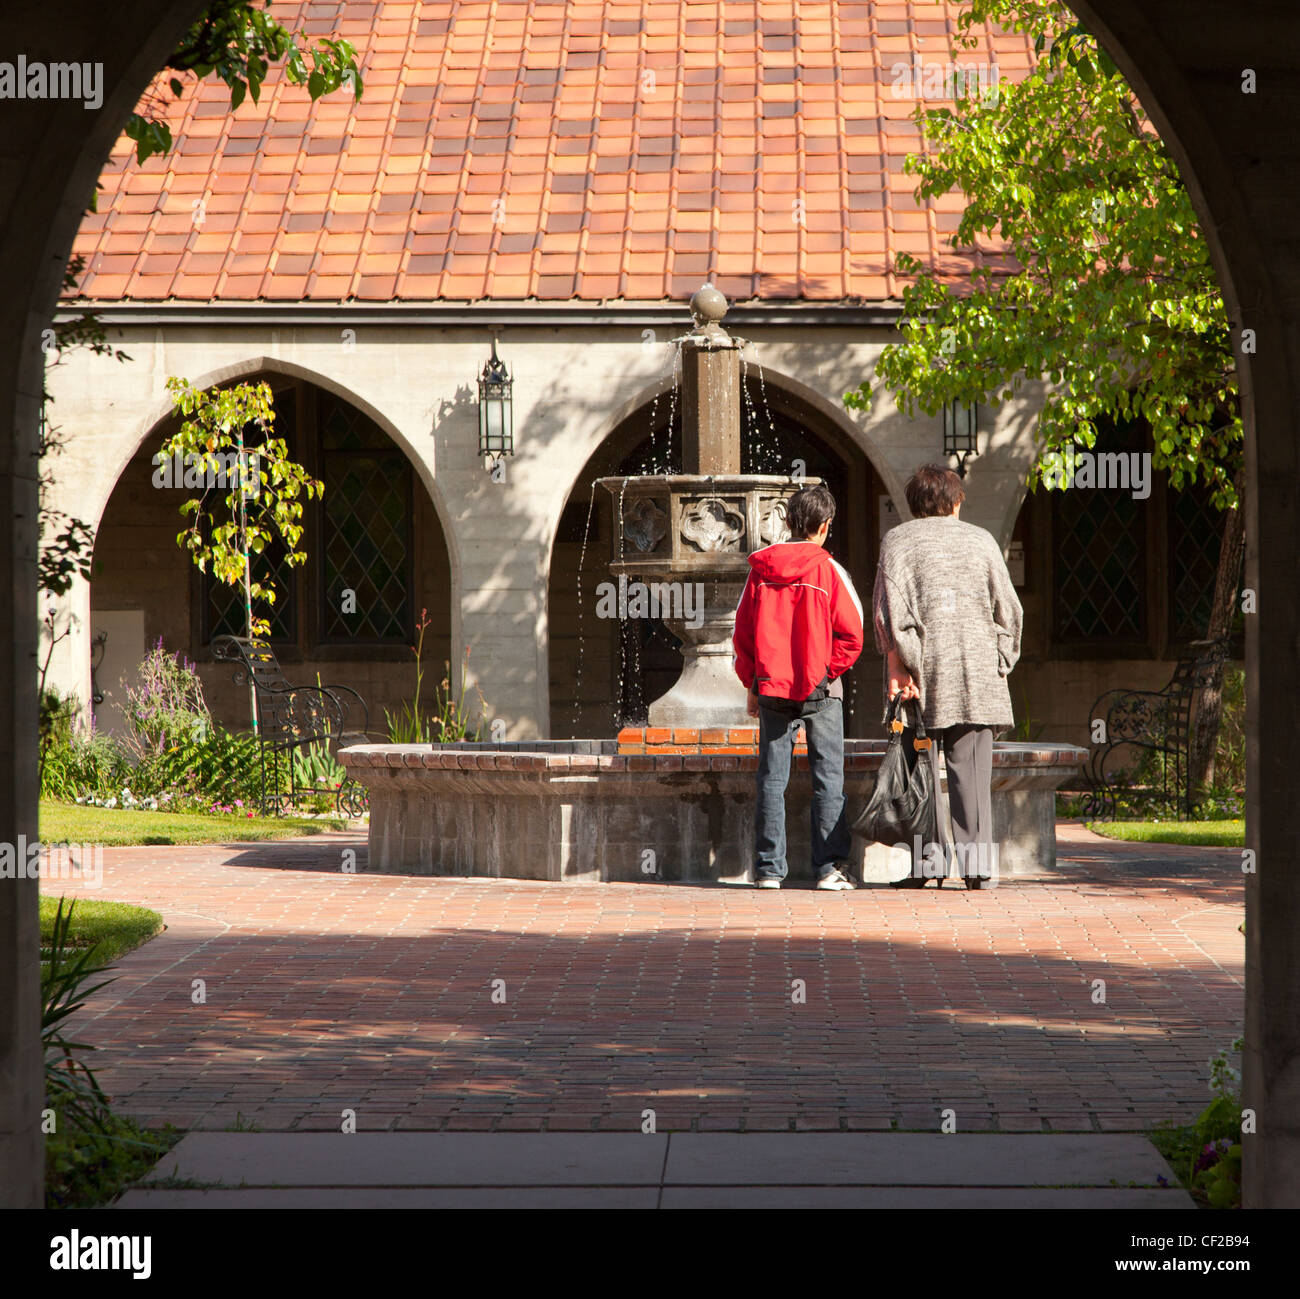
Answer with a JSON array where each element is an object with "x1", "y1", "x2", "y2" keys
[
  {"x1": 340, "y1": 287, "x2": 1088, "y2": 884},
  {"x1": 595, "y1": 285, "x2": 816, "y2": 727}
]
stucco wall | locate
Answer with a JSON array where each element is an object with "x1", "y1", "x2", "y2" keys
[{"x1": 42, "y1": 316, "x2": 1165, "y2": 747}]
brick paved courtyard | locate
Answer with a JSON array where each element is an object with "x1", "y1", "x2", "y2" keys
[{"x1": 56, "y1": 823, "x2": 1243, "y2": 1135}]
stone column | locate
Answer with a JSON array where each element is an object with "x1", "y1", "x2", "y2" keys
[
  {"x1": 0, "y1": 0, "x2": 208, "y2": 1207},
  {"x1": 0, "y1": 381, "x2": 42, "y2": 1210},
  {"x1": 680, "y1": 342, "x2": 742, "y2": 475}
]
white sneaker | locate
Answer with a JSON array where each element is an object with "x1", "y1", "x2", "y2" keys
[
  {"x1": 816, "y1": 867, "x2": 857, "y2": 891},
  {"x1": 756, "y1": 877, "x2": 782, "y2": 889}
]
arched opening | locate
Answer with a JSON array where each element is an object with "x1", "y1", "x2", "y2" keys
[
  {"x1": 6, "y1": 0, "x2": 1298, "y2": 1211},
  {"x1": 90, "y1": 372, "x2": 452, "y2": 737},
  {"x1": 998, "y1": 414, "x2": 1247, "y2": 751},
  {"x1": 548, "y1": 370, "x2": 883, "y2": 738}
]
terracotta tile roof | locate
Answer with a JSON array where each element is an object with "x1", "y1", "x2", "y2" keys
[{"x1": 70, "y1": 1, "x2": 1033, "y2": 304}]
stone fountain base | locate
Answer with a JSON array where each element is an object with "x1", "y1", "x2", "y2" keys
[
  {"x1": 340, "y1": 740, "x2": 1086, "y2": 885},
  {"x1": 598, "y1": 474, "x2": 818, "y2": 728}
]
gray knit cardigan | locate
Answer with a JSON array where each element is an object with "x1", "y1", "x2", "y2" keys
[{"x1": 871, "y1": 515, "x2": 1023, "y2": 730}]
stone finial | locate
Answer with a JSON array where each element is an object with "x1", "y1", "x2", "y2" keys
[
  {"x1": 688, "y1": 283, "x2": 731, "y2": 344},
  {"x1": 690, "y1": 282, "x2": 728, "y2": 326}
]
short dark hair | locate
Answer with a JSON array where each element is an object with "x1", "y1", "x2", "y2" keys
[
  {"x1": 785, "y1": 484, "x2": 836, "y2": 539},
  {"x1": 905, "y1": 464, "x2": 966, "y2": 518}
]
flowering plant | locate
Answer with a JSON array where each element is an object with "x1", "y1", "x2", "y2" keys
[{"x1": 120, "y1": 639, "x2": 211, "y2": 764}]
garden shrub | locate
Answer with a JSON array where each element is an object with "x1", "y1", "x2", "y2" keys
[
  {"x1": 42, "y1": 640, "x2": 265, "y2": 808},
  {"x1": 120, "y1": 638, "x2": 211, "y2": 764},
  {"x1": 40, "y1": 713, "x2": 131, "y2": 802},
  {"x1": 1153, "y1": 1037, "x2": 1244, "y2": 1209},
  {"x1": 142, "y1": 724, "x2": 263, "y2": 806}
]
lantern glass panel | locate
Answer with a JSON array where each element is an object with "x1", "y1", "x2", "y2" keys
[
  {"x1": 477, "y1": 360, "x2": 513, "y2": 456},
  {"x1": 944, "y1": 401, "x2": 978, "y2": 456}
]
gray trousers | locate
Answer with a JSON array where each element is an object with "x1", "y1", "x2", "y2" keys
[{"x1": 925, "y1": 724, "x2": 995, "y2": 877}]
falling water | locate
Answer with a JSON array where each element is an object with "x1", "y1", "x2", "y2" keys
[
  {"x1": 626, "y1": 599, "x2": 642, "y2": 725},
  {"x1": 570, "y1": 480, "x2": 600, "y2": 733},
  {"x1": 640, "y1": 337, "x2": 686, "y2": 476},
  {"x1": 662, "y1": 339, "x2": 685, "y2": 474},
  {"x1": 741, "y1": 341, "x2": 782, "y2": 474},
  {"x1": 614, "y1": 475, "x2": 633, "y2": 729},
  {"x1": 738, "y1": 350, "x2": 767, "y2": 472}
]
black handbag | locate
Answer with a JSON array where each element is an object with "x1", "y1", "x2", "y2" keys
[{"x1": 852, "y1": 695, "x2": 939, "y2": 886}]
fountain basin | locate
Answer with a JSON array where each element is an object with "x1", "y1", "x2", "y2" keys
[
  {"x1": 598, "y1": 474, "x2": 817, "y2": 579},
  {"x1": 340, "y1": 741, "x2": 1086, "y2": 884},
  {"x1": 595, "y1": 474, "x2": 818, "y2": 727}
]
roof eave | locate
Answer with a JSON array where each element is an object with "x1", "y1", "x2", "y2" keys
[{"x1": 55, "y1": 298, "x2": 907, "y2": 328}]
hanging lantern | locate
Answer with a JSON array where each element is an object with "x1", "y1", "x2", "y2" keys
[
  {"x1": 477, "y1": 338, "x2": 513, "y2": 460},
  {"x1": 943, "y1": 400, "x2": 979, "y2": 476}
]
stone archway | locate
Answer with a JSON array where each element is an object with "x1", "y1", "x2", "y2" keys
[
  {"x1": 546, "y1": 363, "x2": 883, "y2": 738},
  {"x1": 79, "y1": 370, "x2": 455, "y2": 739},
  {"x1": 0, "y1": 0, "x2": 216, "y2": 1210},
  {"x1": 40, "y1": 355, "x2": 463, "y2": 721},
  {"x1": 2, "y1": 1, "x2": 1298, "y2": 1208}
]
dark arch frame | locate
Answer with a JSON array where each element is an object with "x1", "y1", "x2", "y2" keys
[{"x1": 3, "y1": 0, "x2": 1297, "y2": 1208}]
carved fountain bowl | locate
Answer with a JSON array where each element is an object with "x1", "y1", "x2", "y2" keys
[{"x1": 595, "y1": 474, "x2": 822, "y2": 579}]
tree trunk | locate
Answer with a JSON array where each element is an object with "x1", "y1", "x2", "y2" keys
[{"x1": 1187, "y1": 467, "x2": 1246, "y2": 803}]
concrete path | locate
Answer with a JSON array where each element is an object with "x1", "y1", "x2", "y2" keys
[
  {"x1": 55, "y1": 820, "x2": 1242, "y2": 1134},
  {"x1": 117, "y1": 1132, "x2": 1192, "y2": 1208}
]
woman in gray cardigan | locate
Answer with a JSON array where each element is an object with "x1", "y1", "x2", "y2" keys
[{"x1": 871, "y1": 464, "x2": 1023, "y2": 888}]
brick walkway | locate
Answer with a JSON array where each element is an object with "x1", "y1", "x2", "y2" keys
[{"x1": 57, "y1": 822, "x2": 1243, "y2": 1135}]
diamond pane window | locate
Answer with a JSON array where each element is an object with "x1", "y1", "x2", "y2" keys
[
  {"x1": 206, "y1": 535, "x2": 298, "y2": 643},
  {"x1": 1051, "y1": 419, "x2": 1149, "y2": 644},
  {"x1": 1169, "y1": 485, "x2": 1233, "y2": 642},
  {"x1": 203, "y1": 389, "x2": 298, "y2": 644},
  {"x1": 1053, "y1": 480, "x2": 1146, "y2": 643},
  {"x1": 320, "y1": 395, "x2": 412, "y2": 643}
]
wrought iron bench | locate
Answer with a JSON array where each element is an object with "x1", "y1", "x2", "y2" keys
[
  {"x1": 211, "y1": 636, "x2": 371, "y2": 818},
  {"x1": 1082, "y1": 636, "x2": 1232, "y2": 820}
]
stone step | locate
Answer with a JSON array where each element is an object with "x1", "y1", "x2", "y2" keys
[
  {"x1": 116, "y1": 1185, "x2": 1187, "y2": 1209},
  {"x1": 124, "y1": 1132, "x2": 1192, "y2": 1210}
]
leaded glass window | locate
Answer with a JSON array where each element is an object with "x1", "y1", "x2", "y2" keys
[
  {"x1": 319, "y1": 394, "x2": 412, "y2": 643},
  {"x1": 1051, "y1": 422, "x2": 1147, "y2": 643},
  {"x1": 1169, "y1": 485, "x2": 1226, "y2": 642},
  {"x1": 1053, "y1": 490, "x2": 1145, "y2": 641},
  {"x1": 203, "y1": 388, "x2": 298, "y2": 644},
  {"x1": 206, "y1": 536, "x2": 299, "y2": 642}
]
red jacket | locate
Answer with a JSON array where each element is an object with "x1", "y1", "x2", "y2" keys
[{"x1": 732, "y1": 542, "x2": 865, "y2": 701}]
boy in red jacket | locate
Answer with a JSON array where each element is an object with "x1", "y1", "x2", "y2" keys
[{"x1": 733, "y1": 484, "x2": 865, "y2": 889}]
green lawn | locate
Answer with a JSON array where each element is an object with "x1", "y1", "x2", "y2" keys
[
  {"x1": 1085, "y1": 819, "x2": 1245, "y2": 847},
  {"x1": 39, "y1": 895, "x2": 164, "y2": 963},
  {"x1": 41, "y1": 799, "x2": 348, "y2": 846}
]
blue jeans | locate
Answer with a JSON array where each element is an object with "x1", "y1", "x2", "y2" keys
[{"x1": 755, "y1": 694, "x2": 849, "y2": 882}]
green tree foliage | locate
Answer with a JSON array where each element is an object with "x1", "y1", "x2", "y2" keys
[
  {"x1": 846, "y1": 0, "x2": 1242, "y2": 509},
  {"x1": 848, "y1": 1, "x2": 1245, "y2": 795},
  {"x1": 44, "y1": 2, "x2": 362, "y2": 593},
  {"x1": 160, "y1": 378, "x2": 322, "y2": 639},
  {"x1": 125, "y1": 0, "x2": 363, "y2": 164}
]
